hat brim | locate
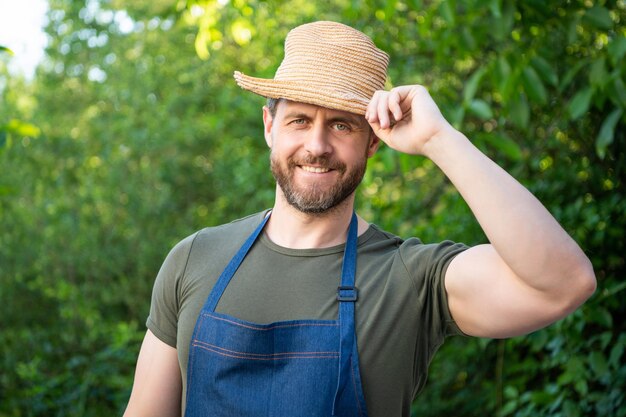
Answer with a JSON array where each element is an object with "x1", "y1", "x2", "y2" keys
[{"x1": 234, "y1": 71, "x2": 369, "y2": 116}]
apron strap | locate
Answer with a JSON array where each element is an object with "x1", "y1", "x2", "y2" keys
[
  {"x1": 333, "y1": 212, "x2": 360, "y2": 415},
  {"x1": 203, "y1": 212, "x2": 271, "y2": 312}
]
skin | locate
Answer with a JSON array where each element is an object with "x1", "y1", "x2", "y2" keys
[{"x1": 124, "y1": 86, "x2": 597, "y2": 416}]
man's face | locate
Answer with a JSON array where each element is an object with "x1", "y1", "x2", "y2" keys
[{"x1": 263, "y1": 100, "x2": 379, "y2": 214}]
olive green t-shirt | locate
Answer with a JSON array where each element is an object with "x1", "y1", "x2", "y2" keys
[{"x1": 147, "y1": 211, "x2": 468, "y2": 416}]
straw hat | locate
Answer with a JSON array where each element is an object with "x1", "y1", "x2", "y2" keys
[{"x1": 233, "y1": 21, "x2": 389, "y2": 116}]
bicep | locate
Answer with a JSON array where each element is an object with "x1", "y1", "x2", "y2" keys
[
  {"x1": 124, "y1": 330, "x2": 182, "y2": 417},
  {"x1": 445, "y1": 244, "x2": 564, "y2": 338}
]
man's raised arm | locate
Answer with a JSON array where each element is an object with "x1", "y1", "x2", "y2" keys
[{"x1": 366, "y1": 85, "x2": 596, "y2": 338}]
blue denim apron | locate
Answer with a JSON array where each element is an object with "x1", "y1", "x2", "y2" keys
[{"x1": 184, "y1": 212, "x2": 369, "y2": 417}]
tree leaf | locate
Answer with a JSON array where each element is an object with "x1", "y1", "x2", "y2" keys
[
  {"x1": 559, "y1": 60, "x2": 587, "y2": 92},
  {"x1": 467, "y1": 99, "x2": 493, "y2": 120},
  {"x1": 0, "y1": 45, "x2": 15, "y2": 55},
  {"x1": 447, "y1": 105, "x2": 465, "y2": 128},
  {"x1": 508, "y1": 93, "x2": 530, "y2": 129},
  {"x1": 589, "y1": 58, "x2": 607, "y2": 88},
  {"x1": 607, "y1": 34, "x2": 626, "y2": 66},
  {"x1": 522, "y1": 66, "x2": 548, "y2": 105},
  {"x1": 6, "y1": 119, "x2": 41, "y2": 138},
  {"x1": 596, "y1": 108, "x2": 623, "y2": 158},
  {"x1": 611, "y1": 76, "x2": 626, "y2": 108},
  {"x1": 194, "y1": 29, "x2": 210, "y2": 60},
  {"x1": 583, "y1": 5, "x2": 613, "y2": 30},
  {"x1": 567, "y1": 87, "x2": 593, "y2": 120},
  {"x1": 439, "y1": 0, "x2": 456, "y2": 25},
  {"x1": 608, "y1": 340, "x2": 624, "y2": 369},
  {"x1": 588, "y1": 351, "x2": 609, "y2": 377},
  {"x1": 481, "y1": 132, "x2": 523, "y2": 161},
  {"x1": 531, "y1": 55, "x2": 558, "y2": 87},
  {"x1": 463, "y1": 67, "x2": 487, "y2": 104},
  {"x1": 489, "y1": 0, "x2": 501, "y2": 18},
  {"x1": 493, "y1": 2, "x2": 515, "y2": 40},
  {"x1": 587, "y1": 306, "x2": 614, "y2": 328}
]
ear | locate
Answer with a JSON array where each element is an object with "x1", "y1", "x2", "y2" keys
[
  {"x1": 262, "y1": 106, "x2": 273, "y2": 148},
  {"x1": 366, "y1": 132, "x2": 381, "y2": 158}
]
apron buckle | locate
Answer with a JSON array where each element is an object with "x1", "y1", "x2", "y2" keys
[{"x1": 337, "y1": 286, "x2": 358, "y2": 302}]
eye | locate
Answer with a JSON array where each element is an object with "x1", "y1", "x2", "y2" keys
[
  {"x1": 291, "y1": 118, "x2": 306, "y2": 125},
  {"x1": 332, "y1": 123, "x2": 350, "y2": 131}
]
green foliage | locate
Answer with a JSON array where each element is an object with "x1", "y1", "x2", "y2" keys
[{"x1": 0, "y1": 0, "x2": 624, "y2": 416}]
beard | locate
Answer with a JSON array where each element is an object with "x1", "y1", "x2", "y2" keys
[{"x1": 270, "y1": 152, "x2": 368, "y2": 214}]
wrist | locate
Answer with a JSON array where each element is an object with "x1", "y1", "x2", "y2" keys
[{"x1": 421, "y1": 124, "x2": 463, "y2": 161}]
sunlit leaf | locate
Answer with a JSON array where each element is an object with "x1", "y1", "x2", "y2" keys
[
  {"x1": 5, "y1": 120, "x2": 41, "y2": 138},
  {"x1": 0, "y1": 45, "x2": 15, "y2": 55},
  {"x1": 231, "y1": 19, "x2": 255, "y2": 46},
  {"x1": 195, "y1": 29, "x2": 210, "y2": 60}
]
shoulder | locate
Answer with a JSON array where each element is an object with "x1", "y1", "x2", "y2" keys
[
  {"x1": 362, "y1": 223, "x2": 468, "y2": 276},
  {"x1": 190, "y1": 211, "x2": 267, "y2": 253},
  {"x1": 161, "y1": 211, "x2": 267, "y2": 271}
]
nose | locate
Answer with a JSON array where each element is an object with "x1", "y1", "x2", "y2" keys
[{"x1": 303, "y1": 123, "x2": 332, "y2": 156}]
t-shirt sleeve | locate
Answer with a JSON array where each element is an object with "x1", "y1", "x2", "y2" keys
[
  {"x1": 146, "y1": 232, "x2": 198, "y2": 348},
  {"x1": 400, "y1": 239, "x2": 469, "y2": 340}
]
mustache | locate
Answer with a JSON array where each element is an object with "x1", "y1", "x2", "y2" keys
[{"x1": 287, "y1": 155, "x2": 345, "y2": 171}]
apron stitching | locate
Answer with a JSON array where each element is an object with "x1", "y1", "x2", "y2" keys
[
  {"x1": 192, "y1": 340, "x2": 339, "y2": 357},
  {"x1": 351, "y1": 356, "x2": 364, "y2": 416},
  {"x1": 206, "y1": 313, "x2": 339, "y2": 330},
  {"x1": 192, "y1": 345, "x2": 340, "y2": 361}
]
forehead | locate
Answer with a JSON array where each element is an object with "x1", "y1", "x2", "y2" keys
[{"x1": 276, "y1": 100, "x2": 366, "y2": 125}]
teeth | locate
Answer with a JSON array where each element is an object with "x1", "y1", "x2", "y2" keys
[{"x1": 301, "y1": 166, "x2": 330, "y2": 173}]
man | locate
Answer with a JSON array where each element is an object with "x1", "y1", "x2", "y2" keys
[{"x1": 124, "y1": 21, "x2": 596, "y2": 417}]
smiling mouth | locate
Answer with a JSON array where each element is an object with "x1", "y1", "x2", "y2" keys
[{"x1": 300, "y1": 165, "x2": 331, "y2": 173}]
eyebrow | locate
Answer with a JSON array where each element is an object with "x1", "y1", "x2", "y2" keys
[
  {"x1": 328, "y1": 115, "x2": 365, "y2": 127},
  {"x1": 283, "y1": 111, "x2": 312, "y2": 120}
]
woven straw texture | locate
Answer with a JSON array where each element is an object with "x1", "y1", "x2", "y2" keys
[{"x1": 234, "y1": 21, "x2": 389, "y2": 115}]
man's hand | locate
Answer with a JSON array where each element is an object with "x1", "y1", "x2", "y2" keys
[{"x1": 365, "y1": 85, "x2": 454, "y2": 156}]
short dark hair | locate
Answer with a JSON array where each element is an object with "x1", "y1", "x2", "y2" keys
[{"x1": 266, "y1": 97, "x2": 282, "y2": 117}]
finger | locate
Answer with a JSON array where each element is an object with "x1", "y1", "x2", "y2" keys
[
  {"x1": 376, "y1": 93, "x2": 391, "y2": 129},
  {"x1": 367, "y1": 119, "x2": 390, "y2": 145},
  {"x1": 366, "y1": 90, "x2": 382, "y2": 123},
  {"x1": 388, "y1": 89, "x2": 404, "y2": 122}
]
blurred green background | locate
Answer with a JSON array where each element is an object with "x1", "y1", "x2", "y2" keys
[{"x1": 1, "y1": 0, "x2": 624, "y2": 415}]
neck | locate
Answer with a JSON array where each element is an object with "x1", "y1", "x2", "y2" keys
[{"x1": 265, "y1": 189, "x2": 369, "y2": 249}]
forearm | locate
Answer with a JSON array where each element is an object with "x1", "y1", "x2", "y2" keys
[{"x1": 423, "y1": 127, "x2": 594, "y2": 293}]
